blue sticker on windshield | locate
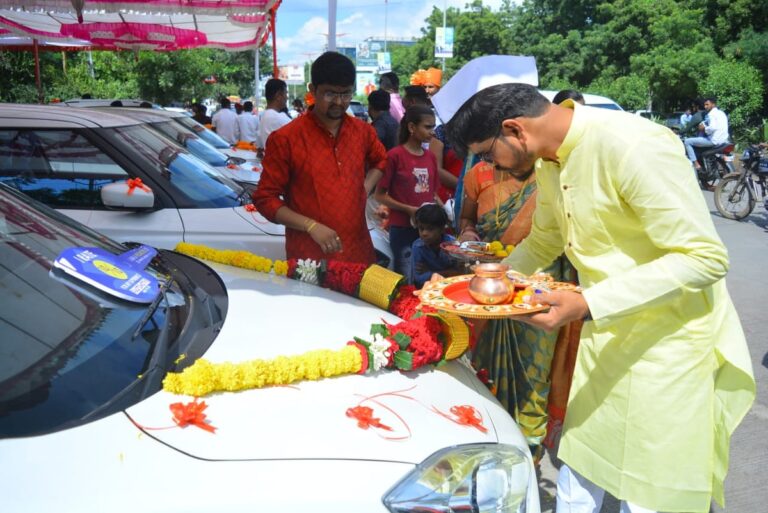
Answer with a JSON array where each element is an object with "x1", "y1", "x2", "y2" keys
[
  {"x1": 117, "y1": 244, "x2": 157, "y2": 270},
  {"x1": 54, "y1": 247, "x2": 159, "y2": 303}
]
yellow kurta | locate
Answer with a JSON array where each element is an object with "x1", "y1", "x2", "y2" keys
[{"x1": 504, "y1": 102, "x2": 755, "y2": 512}]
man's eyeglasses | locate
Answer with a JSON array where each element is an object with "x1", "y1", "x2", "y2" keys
[
  {"x1": 322, "y1": 90, "x2": 354, "y2": 103},
  {"x1": 479, "y1": 134, "x2": 500, "y2": 164}
]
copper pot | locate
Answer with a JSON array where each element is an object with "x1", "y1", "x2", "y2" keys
[{"x1": 468, "y1": 263, "x2": 513, "y2": 305}]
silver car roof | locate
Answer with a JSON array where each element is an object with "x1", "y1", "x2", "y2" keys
[
  {"x1": 0, "y1": 103, "x2": 146, "y2": 129},
  {"x1": 93, "y1": 107, "x2": 186, "y2": 122}
]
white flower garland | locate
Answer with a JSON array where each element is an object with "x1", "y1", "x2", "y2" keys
[
  {"x1": 368, "y1": 335, "x2": 393, "y2": 372},
  {"x1": 295, "y1": 258, "x2": 321, "y2": 285}
]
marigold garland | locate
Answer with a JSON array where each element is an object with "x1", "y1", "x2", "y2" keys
[
  {"x1": 175, "y1": 242, "x2": 287, "y2": 276},
  {"x1": 163, "y1": 346, "x2": 363, "y2": 396},
  {"x1": 165, "y1": 243, "x2": 472, "y2": 398}
]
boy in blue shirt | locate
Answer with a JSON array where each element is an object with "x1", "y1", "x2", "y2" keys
[{"x1": 410, "y1": 204, "x2": 461, "y2": 287}]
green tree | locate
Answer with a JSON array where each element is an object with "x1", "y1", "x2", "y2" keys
[
  {"x1": 699, "y1": 59, "x2": 763, "y2": 142},
  {"x1": 0, "y1": 51, "x2": 40, "y2": 103},
  {"x1": 587, "y1": 73, "x2": 650, "y2": 111}
]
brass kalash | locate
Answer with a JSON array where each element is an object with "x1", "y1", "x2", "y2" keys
[{"x1": 467, "y1": 263, "x2": 517, "y2": 305}]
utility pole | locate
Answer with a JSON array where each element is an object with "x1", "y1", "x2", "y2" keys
[
  {"x1": 384, "y1": 0, "x2": 388, "y2": 53},
  {"x1": 328, "y1": 0, "x2": 337, "y2": 51},
  {"x1": 441, "y1": 0, "x2": 447, "y2": 72}
]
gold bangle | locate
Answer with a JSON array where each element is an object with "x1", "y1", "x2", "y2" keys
[{"x1": 306, "y1": 220, "x2": 317, "y2": 233}]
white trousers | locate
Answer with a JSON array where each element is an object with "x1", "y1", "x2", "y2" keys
[{"x1": 556, "y1": 464, "x2": 659, "y2": 513}]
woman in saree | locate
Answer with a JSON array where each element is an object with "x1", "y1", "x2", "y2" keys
[{"x1": 458, "y1": 160, "x2": 576, "y2": 459}]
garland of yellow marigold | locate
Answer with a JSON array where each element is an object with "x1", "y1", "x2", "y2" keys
[
  {"x1": 163, "y1": 346, "x2": 363, "y2": 396},
  {"x1": 165, "y1": 242, "x2": 470, "y2": 398},
  {"x1": 175, "y1": 242, "x2": 288, "y2": 276}
]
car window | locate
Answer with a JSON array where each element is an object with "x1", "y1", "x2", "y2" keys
[
  {"x1": 151, "y1": 121, "x2": 229, "y2": 167},
  {"x1": 174, "y1": 116, "x2": 231, "y2": 149},
  {"x1": 104, "y1": 124, "x2": 243, "y2": 208},
  {"x1": 588, "y1": 103, "x2": 622, "y2": 110},
  {"x1": 0, "y1": 129, "x2": 129, "y2": 209}
]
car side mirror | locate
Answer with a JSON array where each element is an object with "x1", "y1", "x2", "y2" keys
[{"x1": 101, "y1": 180, "x2": 155, "y2": 210}]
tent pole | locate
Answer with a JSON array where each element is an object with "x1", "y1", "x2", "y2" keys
[
  {"x1": 254, "y1": 48, "x2": 260, "y2": 108},
  {"x1": 33, "y1": 38, "x2": 43, "y2": 104},
  {"x1": 271, "y1": 9, "x2": 278, "y2": 78}
]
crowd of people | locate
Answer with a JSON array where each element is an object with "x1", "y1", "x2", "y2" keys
[{"x1": 246, "y1": 51, "x2": 753, "y2": 513}]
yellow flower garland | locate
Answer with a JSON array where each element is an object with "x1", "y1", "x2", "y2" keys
[
  {"x1": 175, "y1": 242, "x2": 288, "y2": 275},
  {"x1": 163, "y1": 345, "x2": 363, "y2": 396},
  {"x1": 165, "y1": 243, "x2": 471, "y2": 398}
]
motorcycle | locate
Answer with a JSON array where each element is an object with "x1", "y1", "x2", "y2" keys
[
  {"x1": 693, "y1": 142, "x2": 736, "y2": 190},
  {"x1": 714, "y1": 144, "x2": 768, "y2": 220}
]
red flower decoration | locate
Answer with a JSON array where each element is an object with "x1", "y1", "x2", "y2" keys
[
  {"x1": 286, "y1": 258, "x2": 298, "y2": 279},
  {"x1": 388, "y1": 285, "x2": 419, "y2": 319},
  {"x1": 323, "y1": 261, "x2": 367, "y2": 296},
  {"x1": 169, "y1": 399, "x2": 216, "y2": 433},
  {"x1": 384, "y1": 315, "x2": 444, "y2": 370}
]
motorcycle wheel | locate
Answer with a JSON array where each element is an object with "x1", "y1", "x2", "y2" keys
[
  {"x1": 698, "y1": 158, "x2": 720, "y2": 189},
  {"x1": 714, "y1": 174, "x2": 755, "y2": 220}
]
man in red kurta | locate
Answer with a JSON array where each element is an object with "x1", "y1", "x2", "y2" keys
[{"x1": 252, "y1": 51, "x2": 387, "y2": 264}]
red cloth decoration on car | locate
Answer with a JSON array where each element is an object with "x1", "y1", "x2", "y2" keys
[
  {"x1": 170, "y1": 399, "x2": 217, "y2": 433},
  {"x1": 126, "y1": 177, "x2": 150, "y2": 195},
  {"x1": 433, "y1": 404, "x2": 488, "y2": 433},
  {"x1": 346, "y1": 405, "x2": 392, "y2": 431}
]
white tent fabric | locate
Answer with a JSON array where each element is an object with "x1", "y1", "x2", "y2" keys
[
  {"x1": 0, "y1": 1, "x2": 279, "y2": 51},
  {"x1": 431, "y1": 55, "x2": 539, "y2": 124},
  {"x1": 0, "y1": 1, "x2": 274, "y2": 16}
]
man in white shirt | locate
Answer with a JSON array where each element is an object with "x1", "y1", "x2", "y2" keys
[
  {"x1": 683, "y1": 96, "x2": 729, "y2": 170},
  {"x1": 212, "y1": 97, "x2": 240, "y2": 144},
  {"x1": 237, "y1": 100, "x2": 260, "y2": 143},
  {"x1": 257, "y1": 78, "x2": 291, "y2": 149}
]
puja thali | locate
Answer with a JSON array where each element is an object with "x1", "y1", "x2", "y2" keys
[
  {"x1": 418, "y1": 271, "x2": 581, "y2": 319},
  {"x1": 440, "y1": 240, "x2": 504, "y2": 264}
]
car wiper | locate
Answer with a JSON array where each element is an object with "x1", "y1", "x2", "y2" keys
[{"x1": 131, "y1": 275, "x2": 174, "y2": 340}]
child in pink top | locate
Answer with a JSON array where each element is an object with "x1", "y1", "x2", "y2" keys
[{"x1": 375, "y1": 105, "x2": 441, "y2": 279}]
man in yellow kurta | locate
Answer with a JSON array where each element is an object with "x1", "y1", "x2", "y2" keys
[{"x1": 445, "y1": 83, "x2": 755, "y2": 513}]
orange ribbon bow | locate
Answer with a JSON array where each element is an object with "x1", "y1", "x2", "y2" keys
[
  {"x1": 449, "y1": 405, "x2": 487, "y2": 433},
  {"x1": 170, "y1": 399, "x2": 216, "y2": 433},
  {"x1": 126, "y1": 177, "x2": 150, "y2": 196},
  {"x1": 244, "y1": 203, "x2": 257, "y2": 212},
  {"x1": 346, "y1": 405, "x2": 392, "y2": 431}
]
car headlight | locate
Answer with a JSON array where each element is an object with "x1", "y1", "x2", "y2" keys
[{"x1": 382, "y1": 443, "x2": 531, "y2": 513}]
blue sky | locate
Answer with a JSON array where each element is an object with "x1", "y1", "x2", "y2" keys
[{"x1": 275, "y1": 0, "x2": 504, "y2": 66}]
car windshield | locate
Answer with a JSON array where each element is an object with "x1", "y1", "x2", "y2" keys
[
  {"x1": 0, "y1": 185, "x2": 224, "y2": 438},
  {"x1": 174, "y1": 116, "x2": 232, "y2": 149},
  {"x1": 102, "y1": 124, "x2": 244, "y2": 208},
  {"x1": 150, "y1": 121, "x2": 229, "y2": 167}
]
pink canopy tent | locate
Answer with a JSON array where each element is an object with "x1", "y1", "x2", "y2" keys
[{"x1": 0, "y1": 0, "x2": 281, "y2": 101}]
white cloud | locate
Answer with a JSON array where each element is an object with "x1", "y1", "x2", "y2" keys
[{"x1": 275, "y1": 0, "x2": 511, "y2": 66}]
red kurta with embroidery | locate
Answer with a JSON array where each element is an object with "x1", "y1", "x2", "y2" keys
[{"x1": 253, "y1": 112, "x2": 387, "y2": 264}]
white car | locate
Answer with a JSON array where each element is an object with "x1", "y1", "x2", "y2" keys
[
  {"x1": 0, "y1": 104, "x2": 285, "y2": 258},
  {"x1": 0, "y1": 183, "x2": 540, "y2": 513},
  {"x1": 63, "y1": 98, "x2": 261, "y2": 165},
  {"x1": 0, "y1": 104, "x2": 394, "y2": 268},
  {"x1": 539, "y1": 89, "x2": 624, "y2": 110},
  {"x1": 103, "y1": 107, "x2": 261, "y2": 188}
]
